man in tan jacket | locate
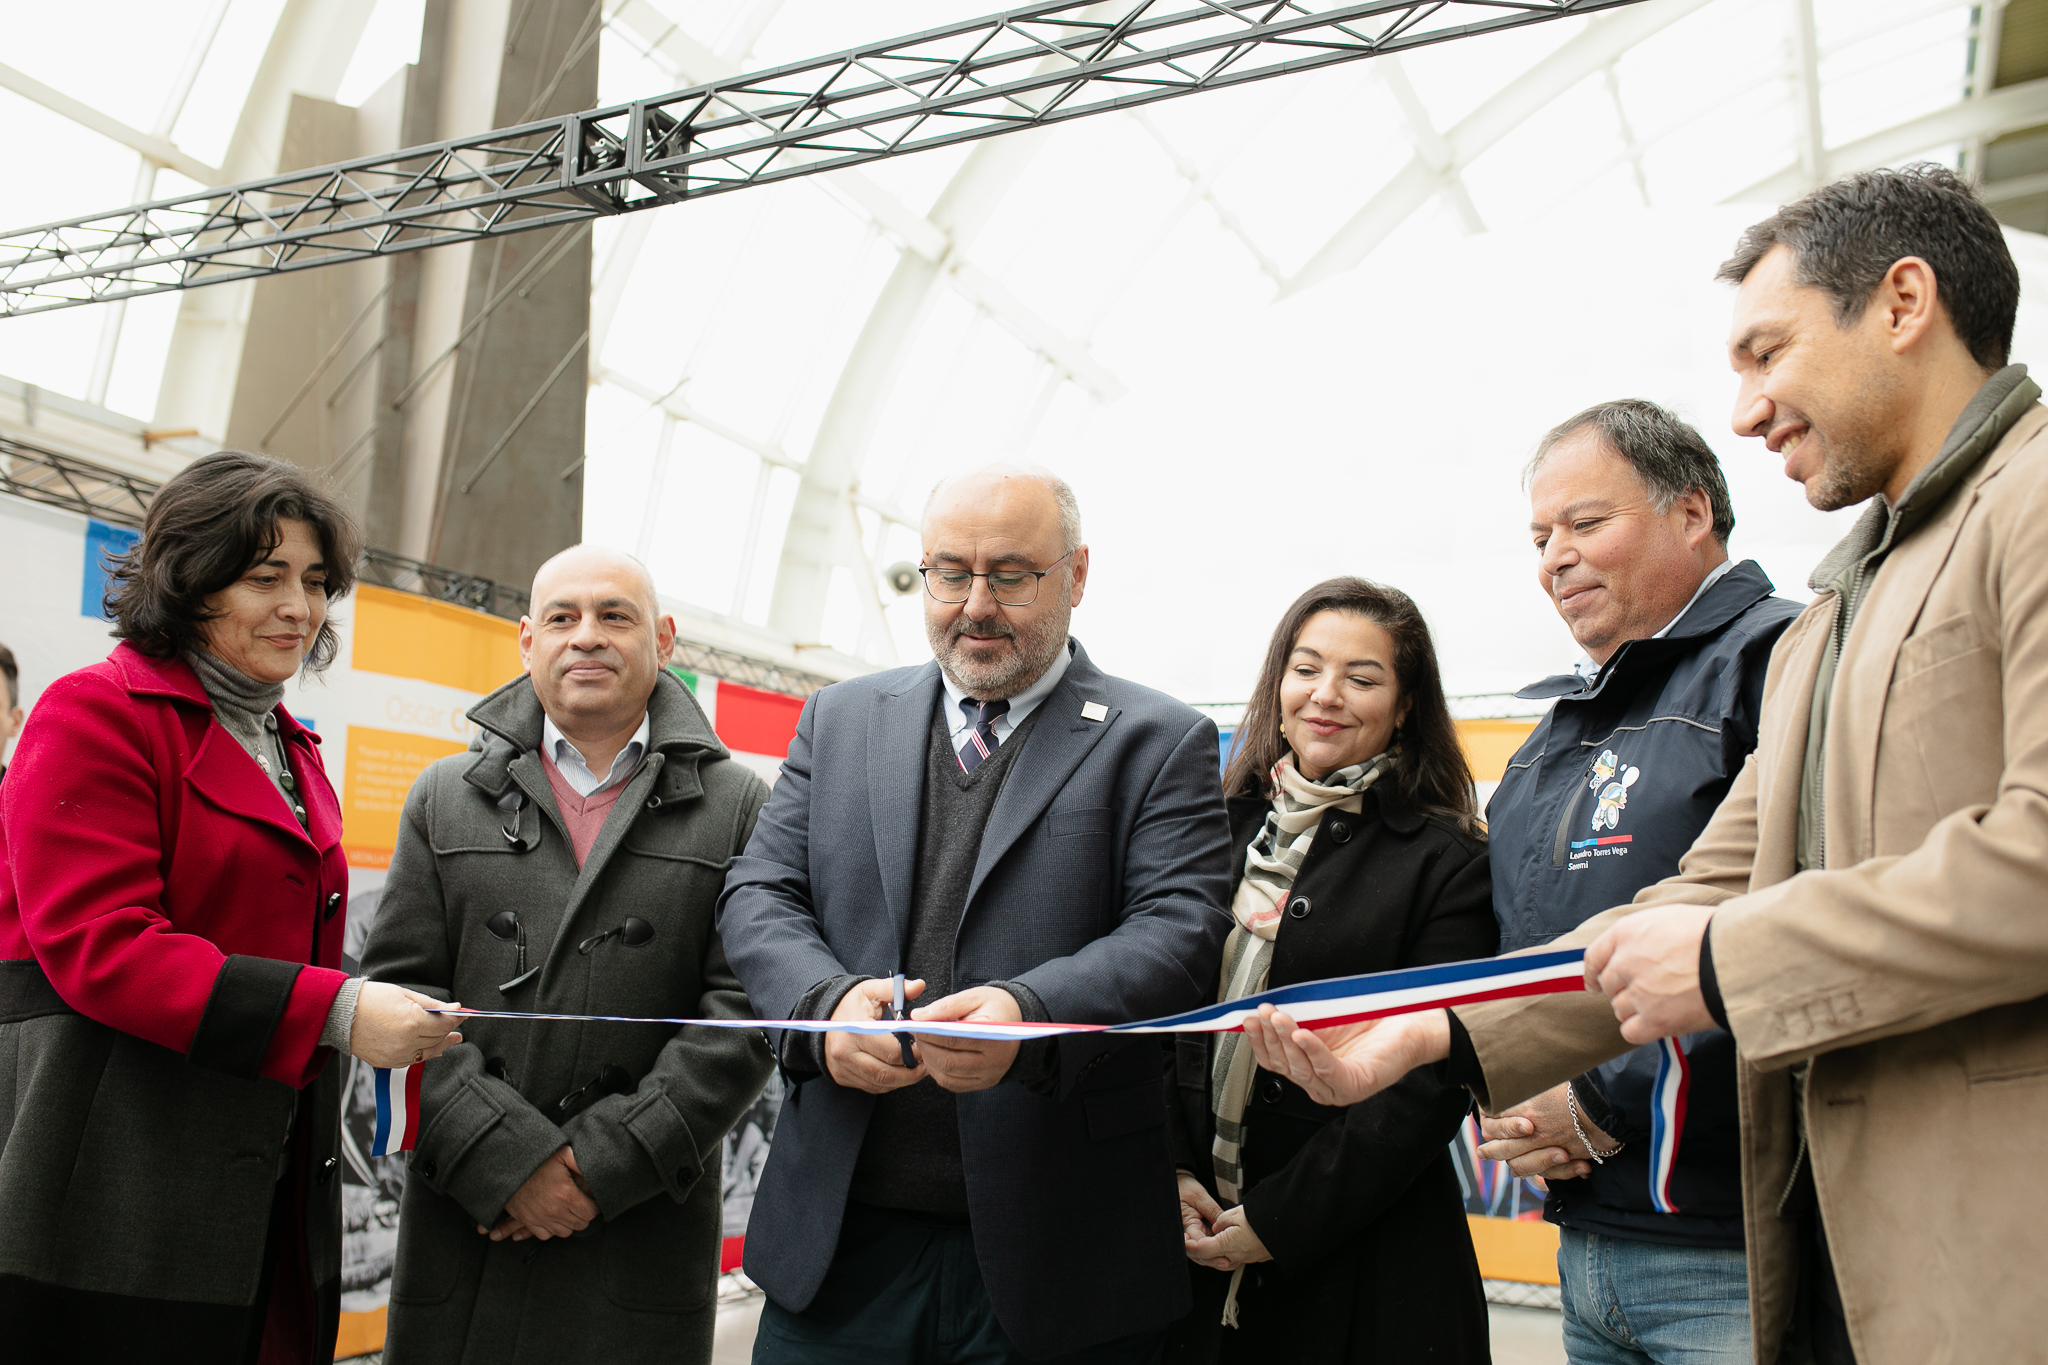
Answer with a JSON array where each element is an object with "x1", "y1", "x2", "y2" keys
[{"x1": 1248, "y1": 164, "x2": 2047, "y2": 1365}]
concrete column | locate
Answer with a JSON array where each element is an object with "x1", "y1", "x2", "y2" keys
[
  {"x1": 421, "y1": 0, "x2": 595, "y2": 589},
  {"x1": 213, "y1": 0, "x2": 595, "y2": 593}
]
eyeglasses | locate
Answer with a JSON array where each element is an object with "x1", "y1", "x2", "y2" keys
[{"x1": 918, "y1": 551, "x2": 1074, "y2": 607}]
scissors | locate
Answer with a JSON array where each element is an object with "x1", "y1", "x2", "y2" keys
[{"x1": 889, "y1": 973, "x2": 918, "y2": 1069}]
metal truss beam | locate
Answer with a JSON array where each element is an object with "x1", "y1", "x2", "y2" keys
[
  {"x1": 0, "y1": 0, "x2": 1651, "y2": 318},
  {"x1": 358, "y1": 547, "x2": 537, "y2": 622},
  {"x1": 0, "y1": 434, "x2": 160, "y2": 528}
]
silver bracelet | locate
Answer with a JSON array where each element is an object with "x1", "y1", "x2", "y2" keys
[{"x1": 1566, "y1": 1081, "x2": 1624, "y2": 1164}]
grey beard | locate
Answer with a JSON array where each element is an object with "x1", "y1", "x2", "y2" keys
[{"x1": 930, "y1": 600, "x2": 1070, "y2": 698}]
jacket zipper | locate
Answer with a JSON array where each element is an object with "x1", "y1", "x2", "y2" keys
[{"x1": 1549, "y1": 758, "x2": 1593, "y2": 867}]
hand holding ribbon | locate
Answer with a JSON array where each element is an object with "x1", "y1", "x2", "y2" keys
[{"x1": 371, "y1": 949, "x2": 1592, "y2": 1152}]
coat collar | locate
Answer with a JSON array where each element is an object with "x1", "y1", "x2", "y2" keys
[
  {"x1": 1516, "y1": 559, "x2": 1781, "y2": 703},
  {"x1": 462, "y1": 668, "x2": 727, "y2": 807},
  {"x1": 109, "y1": 641, "x2": 212, "y2": 707},
  {"x1": 1808, "y1": 363, "x2": 2039, "y2": 605},
  {"x1": 107, "y1": 644, "x2": 336, "y2": 851},
  {"x1": 106, "y1": 640, "x2": 325, "y2": 748}
]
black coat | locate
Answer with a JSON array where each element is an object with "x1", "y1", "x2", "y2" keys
[{"x1": 1165, "y1": 783, "x2": 1497, "y2": 1365}]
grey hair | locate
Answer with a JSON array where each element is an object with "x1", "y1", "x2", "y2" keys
[
  {"x1": 924, "y1": 463, "x2": 1084, "y2": 553},
  {"x1": 1525, "y1": 399, "x2": 1735, "y2": 545}
]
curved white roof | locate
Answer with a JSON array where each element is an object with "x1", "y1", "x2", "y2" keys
[{"x1": 1, "y1": 0, "x2": 2039, "y2": 700}]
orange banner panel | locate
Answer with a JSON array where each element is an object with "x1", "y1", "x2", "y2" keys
[
  {"x1": 350, "y1": 583, "x2": 523, "y2": 695},
  {"x1": 1457, "y1": 718, "x2": 1540, "y2": 785},
  {"x1": 334, "y1": 1306, "x2": 387, "y2": 1359},
  {"x1": 342, "y1": 725, "x2": 466, "y2": 869},
  {"x1": 1467, "y1": 1214, "x2": 1561, "y2": 1285}
]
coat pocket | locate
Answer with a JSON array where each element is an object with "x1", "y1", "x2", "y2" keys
[
  {"x1": 1962, "y1": 999, "x2": 2048, "y2": 1087},
  {"x1": 621, "y1": 806, "x2": 748, "y2": 870},
  {"x1": 1890, "y1": 613, "x2": 2002, "y2": 821},
  {"x1": 1048, "y1": 807, "x2": 1115, "y2": 839},
  {"x1": 599, "y1": 1179, "x2": 718, "y2": 1312},
  {"x1": 388, "y1": 1175, "x2": 481, "y2": 1306}
]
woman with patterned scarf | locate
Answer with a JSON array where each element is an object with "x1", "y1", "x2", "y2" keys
[{"x1": 1162, "y1": 578, "x2": 1497, "y2": 1364}]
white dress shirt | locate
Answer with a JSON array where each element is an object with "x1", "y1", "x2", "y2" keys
[
  {"x1": 1571, "y1": 558, "x2": 1736, "y2": 684},
  {"x1": 541, "y1": 712, "x2": 651, "y2": 796},
  {"x1": 941, "y1": 640, "x2": 1075, "y2": 750}
]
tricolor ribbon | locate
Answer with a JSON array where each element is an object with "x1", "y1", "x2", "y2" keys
[
  {"x1": 1648, "y1": 1035, "x2": 1690, "y2": 1213},
  {"x1": 371, "y1": 1061, "x2": 423, "y2": 1157},
  {"x1": 369, "y1": 948, "x2": 1588, "y2": 1152}
]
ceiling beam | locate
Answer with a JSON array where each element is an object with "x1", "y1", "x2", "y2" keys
[
  {"x1": 1788, "y1": 0, "x2": 1825, "y2": 191},
  {"x1": 1282, "y1": 0, "x2": 1715, "y2": 297},
  {"x1": 1377, "y1": 56, "x2": 1485, "y2": 233},
  {"x1": 0, "y1": 61, "x2": 220, "y2": 185},
  {"x1": 1728, "y1": 74, "x2": 2048, "y2": 203},
  {"x1": 604, "y1": 0, "x2": 1113, "y2": 397}
]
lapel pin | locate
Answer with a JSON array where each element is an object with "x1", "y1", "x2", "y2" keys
[{"x1": 1081, "y1": 701, "x2": 1109, "y2": 722}]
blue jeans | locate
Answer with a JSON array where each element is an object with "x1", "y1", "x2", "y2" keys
[{"x1": 1558, "y1": 1228, "x2": 1751, "y2": 1365}]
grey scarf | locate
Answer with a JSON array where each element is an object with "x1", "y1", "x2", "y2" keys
[{"x1": 185, "y1": 649, "x2": 305, "y2": 828}]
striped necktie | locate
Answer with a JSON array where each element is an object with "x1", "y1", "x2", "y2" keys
[{"x1": 957, "y1": 697, "x2": 1010, "y2": 774}]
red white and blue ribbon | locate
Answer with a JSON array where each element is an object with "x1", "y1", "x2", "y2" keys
[
  {"x1": 371, "y1": 1063, "x2": 423, "y2": 1157},
  {"x1": 1648, "y1": 1035, "x2": 1690, "y2": 1213},
  {"x1": 369, "y1": 948, "x2": 1588, "y2": 1152}
]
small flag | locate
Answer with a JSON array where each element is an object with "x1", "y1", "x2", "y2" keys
[
  {"x1": 372, "y1": 1064, "x2": 422, "y2": 1156},
  {"x1": 1648, "y1": 1036, "x2": 1690, "y2": 1214}
]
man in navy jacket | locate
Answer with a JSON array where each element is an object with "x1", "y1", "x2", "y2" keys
[
  {"x1": 718, "y1": 465, "x2": 1234, "y2": 1362},
  {"x1": 1479, "y1": 401, "x2": 1800, "y2": 1364}
]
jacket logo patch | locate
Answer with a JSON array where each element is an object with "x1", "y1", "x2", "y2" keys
[
  {"x1": 1589, "y1": 749, "x2": 1640, "y2": 832},
  {"x1": 1568, "y1": 750, "x2": 1639, "y2": 860}
]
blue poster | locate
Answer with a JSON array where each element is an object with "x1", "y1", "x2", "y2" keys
[{"x1": 81, "y1": 518, "x2": 140, "y2": 620}]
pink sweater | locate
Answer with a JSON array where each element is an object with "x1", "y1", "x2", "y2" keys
[{"x1": 539, "y1": 751, "x2": 629, "y2": 868}]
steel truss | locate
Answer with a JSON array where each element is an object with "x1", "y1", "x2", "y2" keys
[
  {"x1": 0, "y1": 0, "x2": 1647, "y2": 317},
  {"x1": 358, "y1": 547, "x2": 535, "y2": 622},
  {"x1": 0, "y1": 434, "x2": 159, "y2": 526}
]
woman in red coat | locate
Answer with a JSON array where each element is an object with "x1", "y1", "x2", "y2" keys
[{"x1": 0, "y1": 451, "x2": 462, "y2": 1364}]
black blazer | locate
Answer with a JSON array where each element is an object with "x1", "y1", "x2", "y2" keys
[
  {"x1": 1166, "y1": 783, "x2": 1497, "y2": 1363},
  {"x1": 718, "y1": 640, "x2": 1236, "y2": 1358}
]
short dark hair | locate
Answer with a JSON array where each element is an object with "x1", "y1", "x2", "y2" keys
[
  {"x1": 1717, "y1": 163, "x2": 2018, "y2": 370},
  {"x1": 106, "y1": 451, "x2": 362, "y2": 672},
  {"x1": 1225, "y1": 577, "x2": 1477, "y2": 831},
  {"x1": 1528, "y1": 399, "x2": 1735, "y2": 545},
  {"x1": 0, "y1": 641, "x2": 16, "y2": 711}
]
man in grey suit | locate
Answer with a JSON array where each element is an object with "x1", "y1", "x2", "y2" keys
[{"x1": 719, "y1": 465, "x2": 1235, "y2": 1362}]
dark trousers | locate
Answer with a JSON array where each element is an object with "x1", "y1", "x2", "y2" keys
[{"x1": 753, "y1": 1202, "x2": 1164, "y2": 1365}]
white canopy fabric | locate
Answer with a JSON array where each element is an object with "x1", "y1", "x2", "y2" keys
[{"x1": 1, "y1": 0, "x2": 2035, "y2": 701}]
